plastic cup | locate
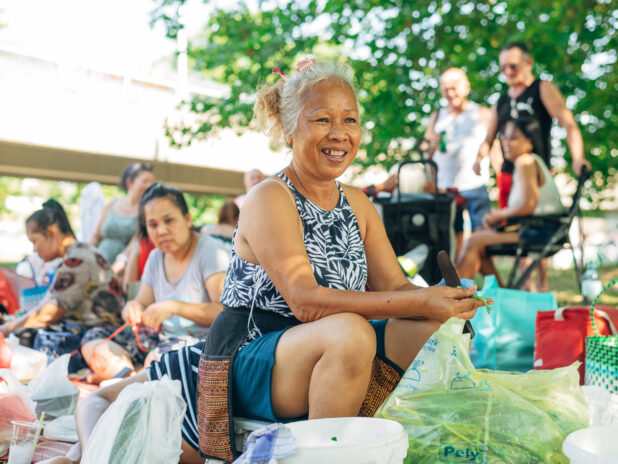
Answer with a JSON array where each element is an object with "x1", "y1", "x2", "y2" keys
[{"x1": 7, "y1": 421, "x2": 38, "y2": 464}]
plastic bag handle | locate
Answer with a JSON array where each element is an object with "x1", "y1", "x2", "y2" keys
[
  {"x1": 16, "y1": 257, "x2": 42, "y2": 290},
  {"x1": 553, "y1": 307, "x2": 618, "y2": 335},
  {"x1": 590, "y1": 278, "x2": 618, "y2": 337}
]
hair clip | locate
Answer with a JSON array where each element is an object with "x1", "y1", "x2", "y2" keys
[
  {"x1": 272, "y1": 68, "x2": 288, "y2": 80},
  {"x1": 296, "y1": 54, "x2": 316, "y2": 72}
]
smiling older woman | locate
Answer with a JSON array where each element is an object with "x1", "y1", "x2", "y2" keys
[{"x1": 197, "y1": 58, "x2": 486, "y2": 461}]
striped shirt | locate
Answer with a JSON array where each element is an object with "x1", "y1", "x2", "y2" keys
[{"x1": 146, "y1": 341, "x2": 203, "y2": 451}]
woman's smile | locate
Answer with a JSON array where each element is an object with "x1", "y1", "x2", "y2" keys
[{"x1": 321, "y1": 147, "x2": 348, "y2": 162}]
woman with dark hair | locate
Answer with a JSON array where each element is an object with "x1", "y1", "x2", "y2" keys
[
  {"x1": 0, "y1": 199, "x2": 123, "y2": 337},
  {"x1": 81, "y1": 183, "x2": 232, "y2": 380},
  {"x1": 456, "y1": 116, "x2": 565, "y2": 282},
  {"x1": 122, "y1": 200, "x2": 156, "y2": 293},
  {"x1": 90, "y1": 163, "x2": 155, "y2": 275},
  {"x1": 200, "y1": 200, "x2": 240, "y2": 241}
]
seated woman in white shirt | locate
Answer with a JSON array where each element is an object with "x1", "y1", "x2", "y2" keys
[
  {"x1": 81, "y1": 183, "x2": 231, "y2": 380},
  {"x1": 456, "y1": 116, "x2": 564, "y2": 282}
]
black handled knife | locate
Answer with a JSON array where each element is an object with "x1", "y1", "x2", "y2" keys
[{"x1": 437, "y1": 250, "x2": 475, "y2": 339}]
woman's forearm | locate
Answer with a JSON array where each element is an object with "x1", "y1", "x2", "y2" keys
[
  {"x1": 75, "y1": 395, "x2": 111, "y2": 450},
  {"x1": 24, "y1": 304, "x2": 65, "y2": 328},
  {"x1": 286, "y1": 286, "x2": 438, "y2": 323},
  {"x1": 173, "y1": 301, "x2": 224, "y2": 327},
  {"x1": 501, "y1": 202, "x2": 535, "y2": 218}
]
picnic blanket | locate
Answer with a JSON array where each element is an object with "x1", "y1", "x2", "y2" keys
[{"x1": 0, "y1": 437, "x2": 74, "y2": 462}]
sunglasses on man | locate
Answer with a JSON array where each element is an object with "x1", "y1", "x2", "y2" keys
[{"x1": 500, "y1": 63, "x2": 520, "y2": 73}]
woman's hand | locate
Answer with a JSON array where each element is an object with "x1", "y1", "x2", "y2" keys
[
  {"x1": 121, "y1": 300, "x2": 145, "y2": 326},
  {"x1": 482, "y1": 209, "x2": 503, "y2": 228},
  {"x1": 141, "y1": 301, "x2": 178, "y2": 331},
  {"x1": 0, "y1": 321, "x2": 12, "y2": 336},
  {"x1": 416, "y1": 286, "x2": 492, "y2": 323},
  {"x1": 110, "y1": 258, "x2": 127, "y2": 276}
]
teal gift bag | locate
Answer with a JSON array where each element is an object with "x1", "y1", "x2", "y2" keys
[{"x1": 470, "y1": 275, "x2": 557, "y2": 372}]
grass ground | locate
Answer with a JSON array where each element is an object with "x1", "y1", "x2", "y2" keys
[{"x1": 491, "y1": 258, "x2": 618, "y2": 307}]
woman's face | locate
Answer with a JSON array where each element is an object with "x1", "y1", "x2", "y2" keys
[
  {"x1": 127, "y1": 171, "x2": 156, "y2": 199},
  {"x1": 501, "y1": 122, "x2": 532, "y2": 162},
  {"x1": 144, "y1": 197, "x2": 192, "y2": 253},
  {"x1": 26, "y1": 224, "x2": 62, "y2": 262},
  {"x1": 287, "y1": 81, "x2": 361, "y2": 180}
]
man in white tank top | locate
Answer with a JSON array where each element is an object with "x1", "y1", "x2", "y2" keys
[{"x1": 421, "y1": 68, "x2": 501, "y2": 258}]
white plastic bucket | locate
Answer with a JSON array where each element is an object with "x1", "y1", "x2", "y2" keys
[
  {"x1": 279, "y1": 417, "x2": 408, "y2": 464},
  {"x1": 563, "y1": 426, "x2": 618, "y2": 464}
]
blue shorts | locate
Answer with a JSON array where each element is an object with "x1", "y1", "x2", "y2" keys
[
  {"x1": 231, "y1": 319, "x2": 388, "y2": 422},
  {"x1": 454, "y1": 186, "x2": 491, "y2": 233}
]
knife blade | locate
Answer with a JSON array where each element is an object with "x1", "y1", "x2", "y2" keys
[{"x1": 436, "y1": 250, "x2": 475, "y2": 339}]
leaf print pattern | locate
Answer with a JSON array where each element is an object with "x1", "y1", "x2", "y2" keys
[{"x1": 220, "y1": 172, "x2": 367, "y2": 326}]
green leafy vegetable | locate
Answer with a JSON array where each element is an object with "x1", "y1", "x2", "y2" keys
[
  {"x1": 109, "y1": 399, "x2": 144, "y2": 464},
  {"x1": 458, "y1": 286, "x2": 493, "y2": 313}
]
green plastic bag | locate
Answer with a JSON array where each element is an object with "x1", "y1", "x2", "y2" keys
[{"x1": 376, "y1": 318, "x2": 588, "y2": 463}]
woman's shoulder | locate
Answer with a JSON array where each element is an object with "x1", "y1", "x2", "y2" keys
[
  {"x1": 514, "y1": 153, "x2": 537, "y2": 169},
  {"x1": 242, "y1": 176, "x2": 298, "y2": 213},
  {"x1": 340, "y1": 183, "x2": 373, "y2": 213}
]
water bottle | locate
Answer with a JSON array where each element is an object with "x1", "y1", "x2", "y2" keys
[
  {"x1": 581, "y1": 263, "x2": 603, "y2": 305},
  {"x1": 439, "y1": 131, "x2": 447, "y2": 152},
  {"x1": 397, "y1": 244, "x2": 429, "y2": 278}
]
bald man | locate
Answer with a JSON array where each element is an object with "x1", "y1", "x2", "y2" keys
[
  {"x1": 235, "y1": 168, "x2": 266, "y2": 209},
  {"x1": 421, "y1": 68, "x2": 500, "y2": 258}
]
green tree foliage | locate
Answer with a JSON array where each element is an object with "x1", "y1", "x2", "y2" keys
[{"x1": 154, "y1": 0, "x2": 617, "y2": 205}]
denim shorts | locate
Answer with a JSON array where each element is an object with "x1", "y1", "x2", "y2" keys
[
  {"x1": 231, "y1": 319, "x2": 389, "y2": 422},
  {"x1": 454, "y1": 185, "x2": 491, "y2": 233}
]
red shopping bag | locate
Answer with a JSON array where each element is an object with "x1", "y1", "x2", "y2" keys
[
  {"x1": 533, "y1": 305, "x2": 618, "y2": 384},
  {"x1": 0, "y1": 335, "x2": 10, "y2": 370},
  {"x1": 0, "y1": 270, "x2": 18, "y2": 315}
]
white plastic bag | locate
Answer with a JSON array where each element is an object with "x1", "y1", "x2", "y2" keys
[
  {"x1": 581, "y1": 385, "x2": 618, "y2": 427},
  {"x1": 0, "y1": 369, "x2": 36, "y2": 456},
  {"x1": 28, "y1": 354, "x2": 79, "y2": 419},
  {"x1": 6, "y1": 335, "x2": 47, "y2": 383},
  {"x1": 43, "y1": 415, "x2": 78, "y2": 443},
  {"x1": 81, "y1": 375, "x2": 186, "y2": 464}
]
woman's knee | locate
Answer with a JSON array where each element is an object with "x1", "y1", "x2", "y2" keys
[
  {"x1": 81, "y1": 339, "x2": 133, "y2": 377},
  {"x1": 322, "y1": 313, "x2": 376, "y2": 362}
]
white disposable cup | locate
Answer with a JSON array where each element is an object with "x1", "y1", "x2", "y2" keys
[{"x1": 8, "y1": 421, "x2": 38, "y2": 464}]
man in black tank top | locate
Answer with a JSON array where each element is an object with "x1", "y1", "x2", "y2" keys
[
  {"x1": 496, "y1": 79, "x2": 552, "y2": 167},
  {"x1": 474, "y1": 42, "x2": 588, "y2": 207}
]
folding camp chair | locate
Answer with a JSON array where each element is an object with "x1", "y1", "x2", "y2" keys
[{"x1": 485, "y1": 166, "x2": 589, "y2": 290}]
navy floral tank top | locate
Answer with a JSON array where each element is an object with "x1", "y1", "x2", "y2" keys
[{"x1": 220, "y1": 172, "x2": 367, "y2": 318}]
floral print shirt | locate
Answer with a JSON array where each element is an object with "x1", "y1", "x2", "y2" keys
[{"x1": 45, "y1": 242, "x2": 123, "y2": 327}]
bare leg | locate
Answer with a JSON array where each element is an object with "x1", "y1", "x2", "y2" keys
[
  {"x1": 270, "y1": 312, "x2": 446, "y2": 420},
  {"x1": 457, "y1": 230, "x2": 519, "y2": 280},
  {"x1": 537, "y1": 258, "x2": 549, "y2": 292},
  {"x1": 455, "y1": 232, "x2": 464, "y2": 261},
  {"x1": 81, "y1": 339, "x2": 134, "y2": 380},
  {"x1": 271, "y1": 313, "x2": 376, "y2": 419},
  {"x1": 384, "y1": 318, "x2": 441, "y2": 370},
  {"x1": 519, "y1": 257, "x2": 536, "y2": 292}
]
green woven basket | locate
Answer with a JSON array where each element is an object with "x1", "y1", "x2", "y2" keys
[{"x1": 585, "y1": 278, "x2": 618, "y2": 394}]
